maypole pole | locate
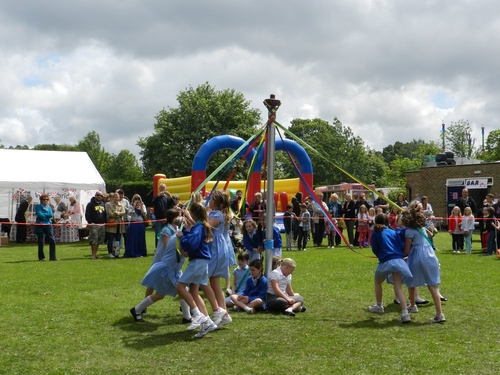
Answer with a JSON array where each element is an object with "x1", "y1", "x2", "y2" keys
[{"x1": 263, "y1": 94, "x2": 281, "y2": 276}]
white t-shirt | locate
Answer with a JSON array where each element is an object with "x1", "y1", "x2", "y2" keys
[{"x1": 267, "y1": 266, "x2": 292, "y2": 296}]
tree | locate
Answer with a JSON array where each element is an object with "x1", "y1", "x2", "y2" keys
[
  {"x1": 284, "y1": 118, "x2": 389, "y2": 187},
  {"x1": 138, "y1": 82, "x2": 261, "y2": 179},
  {"x1": 480, "y1": 129, "x2": 500, "y2": 162},
  {"x1": 445, "y1": 119, "x2": 478, "y2": 157},
  {"x1": 381, "y1": 139, "x2": 440, "y2": 164},
  {"x1": 386, "y1": 156, "x2": 423, "y2": 188},
  {"x1": 76, "y1": 131, "x2": 111, "y2": 177},
  {"x1": 105, "y1": 150, "x2": 144, "y2": 182},
  {"x1": 33, "y1": 144, "x2": 79, "y2": 151}
]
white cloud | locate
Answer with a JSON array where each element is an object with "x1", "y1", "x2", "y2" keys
[{"x1": 0, "y1": 0, "x2": 499, "y2": 161}]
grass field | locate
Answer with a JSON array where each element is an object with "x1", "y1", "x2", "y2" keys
[{"x1": 1, "y1": 229, "x2": 499, "y2": 375}]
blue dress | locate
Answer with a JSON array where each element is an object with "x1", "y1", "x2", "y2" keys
[
  {"x1": 151, "y1": 225, "x2": 176, "y2": 265},
  {"x1": 208, "y1": 210, "x2": 229, "y2": 278},
  {"x1": 124, "y1": 208, "x2": 147, "y2": 258},
  {"x1": 405, "y1": 227, "x2": 440, "y2": 287},
  {"x1": 224, "y1": 223, "x2": 237, "y2": 267},
  {"x1": 141, "y1": 235, "x2": 185, "y2": 296}
]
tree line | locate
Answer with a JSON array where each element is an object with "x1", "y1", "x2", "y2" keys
[{"x1": 2, "y1": 82, "x2": 499, "y2": 190}]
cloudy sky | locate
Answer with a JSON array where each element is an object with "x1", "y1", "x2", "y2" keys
[{"x1": 1, "y1": 0, "x2": 499, "y2": 160}]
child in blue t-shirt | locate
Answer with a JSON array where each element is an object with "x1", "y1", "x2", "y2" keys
[{"x1": 226, "y1": 252, "x2": 250, "y2": 308}]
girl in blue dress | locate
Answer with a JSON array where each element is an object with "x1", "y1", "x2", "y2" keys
[
  {"x1": 401, "y1": 207, "x2": 445, "y2": 323},
  {"x1": 205, "y1": 190, "x2": 232, "y2": 328},
  {"x1": 130, "y1": 209, "x2": 189, "y2": 323},
  {"x1": 174, "y1": 203, "x2": 220, "y2": 338}
]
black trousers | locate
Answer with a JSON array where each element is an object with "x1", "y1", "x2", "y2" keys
[{"x1": 37, "y1": 225, "x2": 56, "y2": 260}]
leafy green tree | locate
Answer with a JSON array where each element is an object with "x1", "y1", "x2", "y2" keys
[
  {"x1": 33, "y1": 144, "x2": 79, "y2": 151},
  {"x1": 382, "y1": 139, "x2": 440, "y2": 164},
  {"x1": 105, "y1": 150, "x2": 144, "y2": 182},
  {"x1": 76, "y1": 131, "x2": 111, "y2": 177},
  {"x1": 284, "y1": 118, "x2": 388, "y2": 187},
  {"x1": 386, "y1": 156, "x2": 423, "y2": 188},
  {"x1": 138, "y1": 82, "x2": 262, "y2": 179},
  {"x1": 445, "y1": 119, "x2": 477, "y2": 157},
  {"x1": 480, "y1": 129, "x2": 500, "y2": 162}
]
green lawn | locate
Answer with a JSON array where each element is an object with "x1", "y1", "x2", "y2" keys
[{"x1": 1, "y1": 229, "x2": 498, "y2": 375}]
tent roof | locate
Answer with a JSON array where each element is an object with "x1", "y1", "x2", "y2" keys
[{"x1": 0, "y1": 149, "x2": 106, "y2": 191}]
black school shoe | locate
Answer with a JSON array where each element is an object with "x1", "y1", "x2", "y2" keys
[
  {"x1": 130, "y1": 307, "x2": 144, "y2": 322},
  {"x1": 282, "y1": 310, "x2": 296, "y2": 317}
]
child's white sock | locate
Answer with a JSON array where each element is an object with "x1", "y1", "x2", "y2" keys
[
  {"x1": 191, "y1": 307, "x2": 201, "y2": 317},
  {"x1": 180, "y1": 299, "x2": 192, "y2": 320},
  {"x1": 244, "y1": 306, "x2": 252, "y2": 313},
  {"x1": 402, "y1": 309, "x2": 408, "y2": 315},
  {"x1": 135, "y1": 296, "x2": 154, "y2": 314},
  {"x1": 284, "y1": 308, "x2": 293, "y2": 313}
]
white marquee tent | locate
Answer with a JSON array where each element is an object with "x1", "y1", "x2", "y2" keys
[{"x1": 0, "y1": 149, "x2": 106, "y2": 222}]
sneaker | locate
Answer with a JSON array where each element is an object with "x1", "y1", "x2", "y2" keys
[
  {"x1": 407, "y1": 305, "x2": 419, "y2": 313},
  {"x1": 399, "y1": 314, "x2": 411, "y2": 324},
  {"x1": 225, "y1": 288, "x2": 232, "y2": 297},
  {"x1": 187, "y1": 314, "x2": 208, "y2": 331},
  {"x1": 298, "y1": 306, "x2": 307, "y2": 312},
  {"x1": 194, "y1": 321, "x2": 218, "y2": 338},
  {"x1": 109, "y1": 253, "x2": 115, "y2": 258},
  {"x1": 440, "y1": 296, "x2": 448, "y2": 302},
  {"x1": 368, "y1": 305, "x2": 384, "y2": 314},
  {"x1": 218, "y1": 313, "x2": 233, "y2": 328},
  {"x1": 233, "y1": 306, "x2": 241, "y2": 312},
  {"x1": 212, "y1": 308, "x2": 227, "y2": 327},
  {"x1": 282, "y1": 309, "x2": 296, "y2": 317},
  {"x1": 393, "y1": 298, "x2": 400, "y2": 305},
  {"x1": 430, "y1": 313, "x2": 446, "y2": 323}
]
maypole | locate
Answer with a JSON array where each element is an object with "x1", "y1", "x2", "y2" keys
[{"x1": 263, "y1": 94, "x2": 281, "y2": 276}]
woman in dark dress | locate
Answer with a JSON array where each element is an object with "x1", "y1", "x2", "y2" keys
[{"x1": 15, "y1": 196, "x2": 32, "y2": 243}]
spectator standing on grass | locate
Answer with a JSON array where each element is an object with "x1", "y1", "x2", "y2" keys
[
  {"x1": 151, "y1": 184, "x2": 174, "y2": 247},
  {"x1": 396, "y1": 193, "x2": 409, "y2": 209},
  {"x1": 448, "y1": 206, "x2": 463, "y2": 254},
  {"x1": 106, "y1": 193, "x2": 126, "y2": 258},
  {"x1": 124, "y1": 194, "x2": 148, "y2": 258},
  {"x1": 462, "y1": 207, "x2": 475, "y2": 254},
  {"x1": 283, "y1": 204, "x2": 295, "y2": 251},
  {"x1": 297, "y1": 203, "x2": 311, "y2": 251},
  {"x1": 328, "y1": 193, "x2": 343, "y2": 247},
  {"x1": 249, "y1": 192, "x2": 266, "y2": 221},
  {"x1": 483, "y1": 207, "x2": 498, "y2": 256},
  {"x1": 292, "y1": 192, "x2": 303, "y2": 243},
  {"x1": 85, "y1": 191, "x2": 107, "y2": 260},
  {"x1": 343, "y1": 193, "x2": 356, "y2": 246},
  {"x1": 455, "y1": 188, "x2": 477, "y2": 216},
  {"x1": 373, "y1": 190, "x2": 389, "y2": 214},
  {"x1": 311, "y1": 193, "x2": 328, "y2": 247},
  {"x1": 15, "y1": 195, "x2": 32, "y2": 243},
  {"x1": 35, "y1": 194, "x2": 57, "y2": 261},
  {"x1": 477, "y1": 194, "x2": 494, "y2": 252},
  {"x1": 116, "y1": 189, "x2": 131, "y2": 252}
]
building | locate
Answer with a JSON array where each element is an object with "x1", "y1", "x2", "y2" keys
[{"x1": 405, "y1": 161, "x2": 500, "y2": 219}]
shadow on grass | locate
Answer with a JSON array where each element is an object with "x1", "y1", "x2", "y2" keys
[{"x1": 338, "y1": 316, "x2": 428, "y2": 329}]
